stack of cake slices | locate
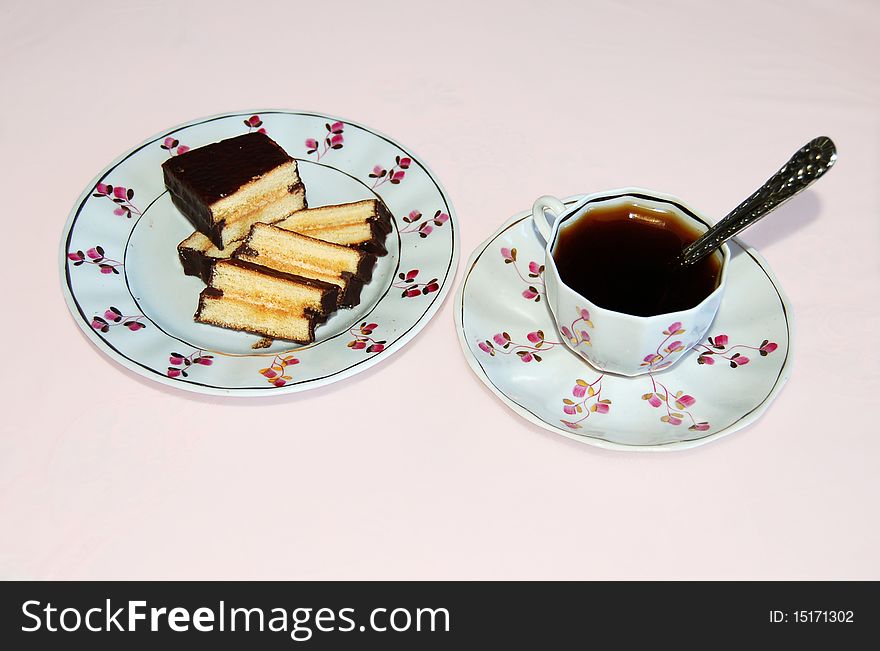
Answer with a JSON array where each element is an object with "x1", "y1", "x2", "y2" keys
[{"x1": 162, "y1": 132, "x2": 391, "y2": 344}]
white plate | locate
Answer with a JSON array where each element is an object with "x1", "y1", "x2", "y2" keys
[
  {"x1": 60, "y1": 110, "x2": 458, "y2": 395},
  {"x1": 455, "y1": 197, "x2": 793, "y2": 451}
]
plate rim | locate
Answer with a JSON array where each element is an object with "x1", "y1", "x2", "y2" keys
[
  {"x1": 454, "y1": 195, "x2": 795, "y2": 452},
  {"x1": 59, "y1": 108, "x2": 460, "y2": 396}
]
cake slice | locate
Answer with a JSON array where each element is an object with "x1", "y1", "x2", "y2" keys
[
  {"x1": 233, "y1": 223, "x2": 376, "y2": 308},
  {"x1": 208, "y1": 259, "x2": 339, "y2": 318},
  {"x1": 236, "y1": 223, "x2": 377, "y2": 281},
  {"x1": 195, "y1": 289, "x2": 317, "y2": 343},
  {"x1": 162, "y1": 132, "x2": 301, "y2": 249},
  {"x1": 273, "y1": 199, "x2": 391, "y2": 255}
]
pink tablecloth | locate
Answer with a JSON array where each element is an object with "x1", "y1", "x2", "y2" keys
[{"x1": 1, "y1": 0, "x2": 877, "y2": 578}]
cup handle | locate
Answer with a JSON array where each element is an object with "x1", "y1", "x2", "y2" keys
[{"x1": 531, "y1": 195, "x2": 566, "y2": 243}]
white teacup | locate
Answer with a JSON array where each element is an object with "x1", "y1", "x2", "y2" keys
[{"x1": 532, "y1": 188, "x2": 730, "y2": 376}]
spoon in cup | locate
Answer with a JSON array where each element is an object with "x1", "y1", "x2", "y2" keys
[{"x1": 676, "y1": 136, "x2": 837, "y2": 267}]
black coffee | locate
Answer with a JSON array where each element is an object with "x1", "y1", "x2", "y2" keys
[{"x1": 552, "y1": 201, "x2": 722, "y2": 317}]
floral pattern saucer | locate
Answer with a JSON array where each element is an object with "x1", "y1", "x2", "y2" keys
[
  {"x1": 60, "y1": 110, "x2": 458, "y2": 395},
  {"x1": 455, "y1": 197, "x2": 792, "y2": 451}
]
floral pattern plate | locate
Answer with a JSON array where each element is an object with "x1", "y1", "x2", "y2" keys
[
  {"x1": 60, "y1": 110, "x2": 458, "y2": 395},
  {"x1": 455, "y1": 197, "x2": 792, "y2": 451}
]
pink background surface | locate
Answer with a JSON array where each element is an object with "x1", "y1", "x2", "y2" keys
[{"x1": 1, "y1": 0, "x2": 878, "y2": 579}]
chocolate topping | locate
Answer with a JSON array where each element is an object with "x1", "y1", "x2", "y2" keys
[{"x1": 161, "y1": 132, "x2": 293, "y2": 206}]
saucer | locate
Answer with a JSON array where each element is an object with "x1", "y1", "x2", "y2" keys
[
  {"x1": 60, "y1": 110, "x2": 458, "y2": 396},
  {"x1": 455, "y1": 197, "x2": 793, "y2": 451}
]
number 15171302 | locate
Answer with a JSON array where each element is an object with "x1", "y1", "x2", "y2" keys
[{"x1": 770, "y1": 610, "x2": 854, "y2": 623}]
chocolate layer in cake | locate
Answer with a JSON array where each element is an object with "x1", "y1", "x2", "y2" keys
[{"x1": 163, "y1": 132, "x2": 301, "y2": 249}]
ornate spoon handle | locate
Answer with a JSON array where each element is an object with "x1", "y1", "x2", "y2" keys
[{"x1": 678, "y1": 136, "x2": 837, "y2": 266}]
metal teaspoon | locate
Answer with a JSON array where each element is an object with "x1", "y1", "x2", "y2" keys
[{"x1": 677, "y1": 136, "x2": 837, "y2": 267}]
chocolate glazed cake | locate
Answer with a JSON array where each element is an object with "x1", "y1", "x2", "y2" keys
[
  {"x1": 162, "y1": 132, "x2": 303, "y2": 249},
  {"x1": 194, "y1": 259, "x2": 340, "y2": 343},
  {"x1": 233, "y1": 223, "x2": 377, "y2": 308}
]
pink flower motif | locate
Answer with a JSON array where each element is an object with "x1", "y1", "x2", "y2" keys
[
  {"x1": 478, "y1": 342, "x2": 491, "y2": 354},
  {"x1": 305, "y1": 138, "x2": 318, "y2": 150},
  {"x1": 519, "y1": 352, "x2": 533, "y2": 362},
  {"x1": 522, "y1": 288, "x2": 539, "y2": 300},
  {"x1": 369, "y1": 343, "x2": 385, "y2": 353},
  {"x1": 330, "y1": 121, "x2": 344, "y2": 133},
  {"x1": 697, "y1": 354, "x2": 715, "y2": 365},
  {"x1": 262, "y1": 368, "x2": 278, "y2": 379},
  {"x1": 563, "y1": 405, "x2": 577, "y2": 415},
  {"x1": 572, "y1": 384, "x2": 587, "y2": 398},
  {"x1": 244, "y1": 115, "x2": 262, "y2": 128},
  {"x1": 424, "y1": 282, "x2": 439, "y2": 293},
  {"x1": 91, "y1": 318, "x2": 104, "y2": 330},
  {"x1": 689, "y1": 422, "x2": 711, "y2": 432},
  {"x1": 407, "y1": 210, "x2": 421, "y2": 222},
  {"x1": 351, "y1": 340, "x2": 367, "y2": 350},
  {"x1": 579, "y1": 330, "x2": 590, "y2": 343},
  {"x1": 176, "y1": 145, "x2": 190, "y2": 154},
  {"x1": 665, "y1": 415, "x2": 683, "y2": 426},
  {"x1": 580, "y1": 308, "x2": 591, "y2": 321},
  {"x1": 372, "y1": 165, "x2": 385, "y2": 176},
  {"x1": 493, "y1": 333, "x2": 507, "y2": 346},
  {"x1": 713, "y1": 334, "x2": 729, "y2": 347},
  {"x1": 257, "y1": 128, "x2": 267, "y2": 134},
  {"x1": 593, "y1": 403, "x2": 610, "y2": 414},
  {"x1": 127, "y1": 322, "x2": 144, "y2": 331},
  {"x1": 560, "y1": 326, "x2": 573, "y2": 339},
  {"x1": 99, "y1": 266, "x2": 113, "y2": 274},
  {"x1": 167, "y1": 368, "x2": 181, "y2": 378},
  {"x1": 675, "y1": 394, "x2": 696, "y2": 409},
  {"x1": 86, "y1": 247, "x2": 102, "y2": 260},
  {"x1": 169, "y1": 354, "x2": 184, "y2": 365},
  {"x1": 526, "y1": 331, "x2": 542, "y2": 343},
  {"x1": 273, "y1": 378, "x2": 286, "y2": 387},
  {"x1": 734, "y1": 356, "x2": 750, "y2": 365},
  {"x1": 648, "y1": 394, "x2": 662, "y2": 408},
  {"x1": 113, "y1": 207, "x2": 127, "y2": 216},
  {"x1": 405, "y1": 288, "x2": 421, "y2": 298},
  {"x1": 666, "y1": 321, "x2": 682, "y2": 334},
  {"x1": 761, "y1": 342, "x2": 778, "y2": 354},
  {"x1": 197, "y1": 357, "x2": 213, "y2": 366},
  {"x1": 95, "y1": 183, "x2": 110, "y2": 195},
  {"x1": 68, "y1": 252, "x2": 84, "y2": 262},
  {"x1": 364, "y1": 323, "x2": 378, "y2": 331},
  {"x1": 104, "y1": 309, "x2": 117, "y2": 320},
  {"x1": 666, "y1": 341, "x2": 684, "y2": 353},
  {"x1": 528, "y1": 261, "x2": 541, "y2": 274},
  {"x1": 419, "y1": 224, "x2": 433, "y2": 236},
  {"x1": 435, "y1": 212, "x2": 449, "y2": 224},
  {"x1": 113, "y1": 186, "x2": 127, "y2": 199},
  {"x1": 501, "y1": 247, "x2": 513, "y2": 262},
  {"x1": 163, "y1": 137, "x2": 177, "y2": 149},
  {"x1": 330, "y1": 133, "x2": 344, "y2": 147},
  {"x1": 643, "y1": 353, "x2": 661, "y2": 364},
  {"x1": 404, "y1": 269, "x2": 419, "y2": 281},
  {"x1": 398, "y1": 157, "x2": 411, "y2": 169},
  {"x1": 391, "y1": 170, "x2": 406, "y2": 183}
]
